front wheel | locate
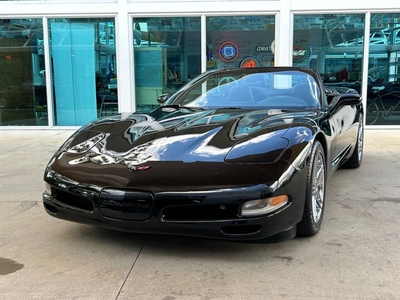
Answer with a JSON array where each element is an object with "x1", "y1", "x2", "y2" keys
[{"x1": 297, "y1": 141, "x2": 326, "y2": 237}]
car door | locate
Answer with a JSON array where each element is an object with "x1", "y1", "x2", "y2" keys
[{"x1": 327, "y1": 100, "x2": 359, "y2": 169}]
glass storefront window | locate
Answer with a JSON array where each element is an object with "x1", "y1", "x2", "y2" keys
[
  {"x1": 48, "y1": 18, "x2": 117, "y2": 126},
  {"x1": 131, "y1": 15, "x2": 274, "y2": 113},
  {"x1": 293, "y1": 14, "x2": 365, "y2": 94},
  {"x1": 45, "y1": 0, "x2": 116, "y2": 1},
  {"x1": 294, "y1": 13, "x2": 400, "y2": 125},
  {"x1": 366, "y1": 13, "x2": 400, "y2": 125},
  {"x1": 132, "y1": 17, "x2": 201, "y2": 113},
  {"x1": 206, "y1": 16, "x2": 275, "y2": 69},
  {"x1": 0, "y1": 18, "x2": 47, "y2": 126}
]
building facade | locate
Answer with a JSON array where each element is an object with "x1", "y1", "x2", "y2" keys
[{"x1": 1, "y1": 0, "x2": 400, "y2": 128}]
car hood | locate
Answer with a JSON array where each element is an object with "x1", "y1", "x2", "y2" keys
[
  {"x1": 64, "y1": 107, "x2": 315, "y2": 161},
  {"x1": 47, "y1": 107, "x2": 317, "y2": 189}
]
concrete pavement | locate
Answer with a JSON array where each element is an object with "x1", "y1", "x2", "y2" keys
[{"x1": 0, "y1": 129, "x2": 399, "y2": 300}]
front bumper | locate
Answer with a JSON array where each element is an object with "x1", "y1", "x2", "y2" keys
[{"x1": 43, "y1": 178, "x2": 305, "y2": 241}]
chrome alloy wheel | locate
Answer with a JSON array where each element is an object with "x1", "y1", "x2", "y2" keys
[
  {"x1": 357, "y1": 122, "x2": 364, "y2": 162},
  {"x1": 297, "y1": 141, "x2": 326, "y2": 237},
  {"x1": 311, "y1": 151, "x2": 325, "y2": 224}
]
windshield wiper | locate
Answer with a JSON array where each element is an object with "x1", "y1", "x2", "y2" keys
[
  {"x1": 160, "y1": 104, "x2": 181, "y2": 109},
  {"x1": 161, "y1": 104, "x2": 204, "y2": 111}
]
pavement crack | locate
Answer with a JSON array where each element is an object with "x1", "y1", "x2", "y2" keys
[
  {"x1": 115, "y1": 234, "x2": 149, "y2": 300},
  {"x1": 387, "y1": 150, "x2": 400, "y2": 160}
]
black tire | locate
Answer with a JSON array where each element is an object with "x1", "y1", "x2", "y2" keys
[
  {"x1": 297, "y1": 141, "x2": 326, "y2": 237},
  {"x1": 343, "y1": 117, "x2": 364, "y2": 169}
]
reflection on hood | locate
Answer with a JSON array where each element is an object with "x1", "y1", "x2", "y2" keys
[{"x1": 65, "y1": 107, "x2": 313, "y2": 170}]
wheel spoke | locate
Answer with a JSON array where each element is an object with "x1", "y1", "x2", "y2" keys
[
  {"x1": 315, "y1": 191, "x2": 323, "y2": 208},
  {"x1": 316, "y1": 166, "x2": 324, "y2": 184},
  {"x1": 358, "y1": 125, "x2": 363, "y2": 161},
  {"x1": 311, "y1": 153, "x2": 325, "y2": 223}
]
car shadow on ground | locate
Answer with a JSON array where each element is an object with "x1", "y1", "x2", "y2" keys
[{"x1": 66, "y1": 223, "x2": 311, "y2": 263}]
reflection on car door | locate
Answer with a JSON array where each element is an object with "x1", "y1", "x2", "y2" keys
[{"x1": 328, "y1": 105, "x2": 358, "y2": 168}]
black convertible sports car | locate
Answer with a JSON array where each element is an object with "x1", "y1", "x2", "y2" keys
[{"x1": 43, "y1": 67, "x2": 364, "y2": 242}]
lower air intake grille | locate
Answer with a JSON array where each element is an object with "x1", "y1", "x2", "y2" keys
[
  {"x1": 54, "y1": 189, "x2": 94, "y2": 212},
  {"x1": 162, "y1": 204, "x2": 239, "y2": 221}
]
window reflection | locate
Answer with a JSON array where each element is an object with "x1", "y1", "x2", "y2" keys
[
  {"x1": 0, "y1": 18, "x2": 47, "y2": 126},
  {"x1": 294, "y1": 14, "x2": 365, "y2": 85},
  {"x1": 206, "y1": 16, "x2": 275, "y2": 69},
  {"x1": 133, "y1": 17, "x2": 201, "y2": 113},
  {"x1": 293, "y1": 13, "x2": 400, "y2": 125},
  {"x1": 293, "y1": 14, "x2": 366, "y2": 117},
  {"x1": 132, "y1": 16, "x2": 275, "y2": 114},
  {"x1": 48, "y1": 18, "x2": 117, "y2": 125},
  {"x1": 366, "y1": 14, "x2": 400, "y2": 125}
]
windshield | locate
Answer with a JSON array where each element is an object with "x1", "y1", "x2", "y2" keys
[{"x1": 168, "y1": 69, "x2": 321, "y2": 110}]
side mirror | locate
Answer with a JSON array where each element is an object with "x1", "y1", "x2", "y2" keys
[
  {"x1": 157, "y1": 93, "x2": 171, "y2": 104},
  {"x1": 325, "y1": 86, "x2": 359, "y2": 105},
  {"x1": 334, "y1": 93, "x2": 362, "y2": 107},
  {"x1": 325, "y1": 89, "x2": 339, "y2": 104}
]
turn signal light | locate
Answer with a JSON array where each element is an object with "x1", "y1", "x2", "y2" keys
[
  {"x1": 241, "y1": 195, "x2": 288, "y2": 217},
  {"x1": 45, "y1": 183, "x2": 52, "y2": 195}
]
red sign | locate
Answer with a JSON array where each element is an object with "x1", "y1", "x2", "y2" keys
[
  {"x1": 293, "y1": 44, "x2": 307, "y2": 62},
  {"x1": 240, "y1": 56, "x2": 260, "y2": 68}
]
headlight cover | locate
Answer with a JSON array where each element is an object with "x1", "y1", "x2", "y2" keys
[{"x1": 225, "y1": 131, "x2": 288, "y2": 163}]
